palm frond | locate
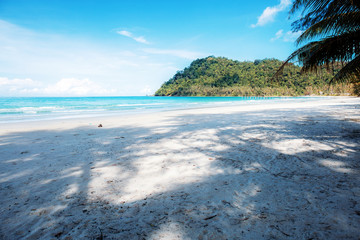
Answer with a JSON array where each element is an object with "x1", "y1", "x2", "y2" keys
[
  {"x1": 273, "y1": 42, "x2": 318, "y2": 78},
  {"x1": 296, "y1": 11, "x2": 360, "y2": 44},
  {"x1": 277, "y1": 0, "x2": 360, "y2": 92},
  {"x1": 291, "y1": 0, "x2": 360, "y2": 15},
  {"x1": 299, "y1": 30, "x2": 360, "y2": 70},
  {"x1": 331, "y1": 54, "x2": 360, "y2": 83},
  {"x1": 291, "y1": 0, "x2": 360, "y2": 31},
  {"x1": 276, "y1": 29, "x2": 360, "y2": 76}
]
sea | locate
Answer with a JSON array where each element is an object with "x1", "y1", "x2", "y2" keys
[{"x1": 0, "y1": 96, "x2": 318, "y2": 123}]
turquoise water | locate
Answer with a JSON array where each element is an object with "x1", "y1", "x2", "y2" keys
[{"x1": 0, "y1": 96, "x2": 312, "y2": 123}]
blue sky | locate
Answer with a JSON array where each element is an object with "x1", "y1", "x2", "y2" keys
[{"x1": 0, "y1": 0, "x2": 302, "y2": 96}]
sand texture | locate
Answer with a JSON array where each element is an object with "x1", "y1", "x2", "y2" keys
[{"x1": 1, "y1": 97, "x2": 360, "y2": 239}]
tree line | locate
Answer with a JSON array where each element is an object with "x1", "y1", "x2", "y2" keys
[{"x1": 155, "y1": 56, "x2": 353, "y2": 96}]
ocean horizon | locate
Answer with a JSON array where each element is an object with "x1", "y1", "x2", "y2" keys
[{"x1": 0, "y1": 96, "x2": 320, "y2": 123}]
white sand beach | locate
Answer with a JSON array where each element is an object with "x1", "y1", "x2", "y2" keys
[{"x1": 1, "y1": 97, "x2": 360, "y2": 239}]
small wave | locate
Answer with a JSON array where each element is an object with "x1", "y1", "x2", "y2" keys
[
  {"x1": 0, "y1": 96, "x2": 313, "y2": 123},
  {"x1": 0, "y1": 106, "x2": 66, "y2": 115},
  {"x1": 0, "y1": 111, "x2": 24, "y2": 115},
  {"x1": 116, "y1": 103, "x2": 165, "y2": 107}
]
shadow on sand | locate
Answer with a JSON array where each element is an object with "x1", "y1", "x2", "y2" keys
[{"x1": 0, "y1": 104, "x2": 360, "y2": 239}]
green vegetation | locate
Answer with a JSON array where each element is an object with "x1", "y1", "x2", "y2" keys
[
  {"x1": 276, "y1": 0, "x2": 360, "y2": 95},
  {"x1": 155, "y1": 56, "x2": 353, "y2": 96}
]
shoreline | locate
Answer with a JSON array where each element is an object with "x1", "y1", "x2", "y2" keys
[
  {"x1": 0, "y1": 96, "x2": 333, "y2": 125},
  {"x1": 1, "y1": 96, "x2": 359, "y2": 239},
  {"x1": 0, "y1": 96, "x2": 354, "y2": 131}
]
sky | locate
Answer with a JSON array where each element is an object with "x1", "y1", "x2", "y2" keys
[{"x1": 0, "y1": 0, "x2": 303, "y2": 96}]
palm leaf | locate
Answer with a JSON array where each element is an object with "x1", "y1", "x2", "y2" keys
[
  {"x1": 331, "y1": 54, "x2": 360, "y2": 83},
  {"x1": 300, "y1": 30, "x2": 360, "y2": 70},
  {"x1": 273, "y1": 42, "x2": 318, "y2": 78},
  {"x1": 291, "y1": 0, "x2": 360, "y2": 15},
  {"x1": 291, "y1": 0, "x2": 360, "y2": 31},
  {"x1": 296, "y1": 11, "x2": 360, "y2": 44},
  {"x1": 276, "y1": 0, "x2": 360, "y2": 93}
]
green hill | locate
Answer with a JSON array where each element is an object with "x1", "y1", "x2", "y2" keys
[{"x1": 155, "y1": 56, "x2": 352, "y2": 96}]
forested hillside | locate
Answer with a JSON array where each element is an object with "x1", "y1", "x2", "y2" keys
[{"x1": 155, "y1": 57, "x2": 353, "y2": 96}]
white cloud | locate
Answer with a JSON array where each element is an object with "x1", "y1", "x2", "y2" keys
[
  {"x1": 0, "y1": 77, "x2": 39, "y2": 87},
  {"x1": 271, "y1": 29, "x2": 304, "y2": 42},
  {"x1": 140, "y1": 85, "x2": 153, "y2": 95},
  {"x1": 142, "y1": 48, "x2": 203, "y2": 60},
  {"x1": 271, "y1": 29, "x2": 284, "y2": 41},
  {"x1": 133, "y1": 36, "x2": 149, "y2": 44},
  {"x1": 117, "y1": 30, "x2": 150, "y2": 44},
  {"x1": 0, "y1": 20, "x2": 186, "y2": 96},
  {"x1": 117, "y1": 30, "x2": 132, "y2": 37},
  {"x1": 251, "y1": 0, "x2": 291, "y2": 27},
  {"x1": 0, "y1": 77, "x2": 41, "y2": 93},
  {"x1": 283, "y1": 30, "x2": 303, "y2": 42},
  {"x1": 0, "y1": 77, "x2": 116, "y2": 96},
  {"x1": 43, "y1": 78, "x2": 116, "y2": 96}
]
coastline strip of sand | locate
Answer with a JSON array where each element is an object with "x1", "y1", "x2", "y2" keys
[{"x1": 0, "y1": 97, "x2": 359, "y2": 239}]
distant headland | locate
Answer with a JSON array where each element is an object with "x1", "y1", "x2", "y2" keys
[{"x1": 155, "y1": 56, "x2": 353, "y2": 97}]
